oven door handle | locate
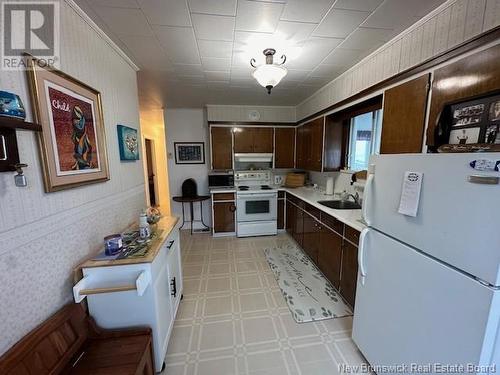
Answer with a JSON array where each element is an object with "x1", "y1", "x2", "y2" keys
[{"x1": 237, "y1": 193, "x2": 277, "y2": 199}]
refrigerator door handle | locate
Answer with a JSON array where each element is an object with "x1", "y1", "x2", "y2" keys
[
  {"x1": 362, "y1": 171, "x2": 374, "y2": 226},
  {"x1": 358, "y1": 228, "x2": 370, "y2": 285}
]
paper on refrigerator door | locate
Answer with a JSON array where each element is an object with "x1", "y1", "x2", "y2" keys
[{"x1": 398, "y1": 171, "x2": 423, "y2": 217}]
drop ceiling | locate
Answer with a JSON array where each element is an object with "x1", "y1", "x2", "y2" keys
[{"x1": 75, "y1": 0, "x2": 447, "y2": 109}]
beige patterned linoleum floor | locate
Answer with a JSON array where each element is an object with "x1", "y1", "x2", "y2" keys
[{"x1": 162, "y1": 231, "x2": 369, "y2": 375}]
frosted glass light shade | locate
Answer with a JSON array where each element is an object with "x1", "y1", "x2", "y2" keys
[{"x1": 252, "y1": 64, "x2": 287, "y2": 88}]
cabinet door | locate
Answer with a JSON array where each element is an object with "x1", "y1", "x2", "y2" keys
[
  {"x1": 303, "y1": 214, "x2": 320, "y2": 264},
  {"x1": 380, "y1": 74, "x2": 430, "y2": 154},
  {"x1": 213, "y1": 201, "x2": 235, "y2": 233},
  {"x1": 324, "y1": 117, "x2": 349, "y2": 171},
  {"x1": 318, "y1": 225, "x2": 342, "y2": 289},
  {"x1": 340, "y1": 240, "x2": 358, "y2": 307},
  {"x1": 309, "y1": 118, "x2": 324, "y2": 171},
  {"x1": 286, "y1": 199, "x2": 295, "y2": 236},
  {"x1": 253, "y1": 127, "x2": 273, "y2": 153},
  {"x1": 234, "y1": 127, "x2": 255, "y2": 153},
  {"x1": 211, "y1": 127, "x2": 232, "y2": 169},
  {"x1": 296, "y1": 126, "x2": 305, "y2": 169},
  {"x1": 278, "y1": 199, "x2": 285, "y2": 230},
  {"x1": 275, "y1": 128, "x2": 295, "y2": 168},
  {"x1": 293, "y1": 207, "x2": 304, "y2": 247},
  {"x1": 167, "y1": 237, "x2": 182, "y2": 313}
]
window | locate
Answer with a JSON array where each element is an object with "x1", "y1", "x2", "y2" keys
[{"x1": 348, "y1": 110, "x2": 383, "y2": 171}]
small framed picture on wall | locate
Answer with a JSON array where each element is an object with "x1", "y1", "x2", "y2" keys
[{"x1": 174, "y1": 142, "x2": 205, "y2": 164}]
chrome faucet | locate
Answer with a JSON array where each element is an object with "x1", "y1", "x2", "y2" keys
[{"x1": 341, "y1": 191, "x2": 361, "y2": 205}]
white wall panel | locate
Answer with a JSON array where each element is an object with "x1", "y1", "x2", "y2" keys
[
  {"x1": 206, "y1": 104, "x2": 296, "y2": 122},
  {"x1": 0, "y1": 0, "x2": 145, "y2": 355}
]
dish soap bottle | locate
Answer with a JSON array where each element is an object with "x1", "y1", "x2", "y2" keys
[{"x1": 139, "y1": 211, "x2": 151, "y2": 239}]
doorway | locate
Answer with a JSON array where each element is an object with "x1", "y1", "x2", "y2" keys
[{"x1": 145, "y1": 138, "x2": 157, "y2": 207}]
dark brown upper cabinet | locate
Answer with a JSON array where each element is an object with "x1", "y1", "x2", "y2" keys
[
  {"x1": 234, "y1": 127, "x2": 273, "y2": 153},
  {"x1": 211, "y1": 127, "x2": 232, "y2": 170},
  {"x1": 380, "y1": 74, "x2": 430, "y2": 154},
  {"x1": 427, "y1": 44, "x2": 500, "y2": 149},
  {"x1": 253, "y1": 127, "x2": 274, "y2": 153},
  {"x1": 274, "y1": 127, "x2": 295, "y2": 168},
  {"x1": 296, "y1": 118, "x2": 324, "y2": 171},
  {"x1": 324, "y1": 116, "x2": 349, "y2": 171}
]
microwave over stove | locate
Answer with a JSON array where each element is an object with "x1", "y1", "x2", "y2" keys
[{"x1": 208, "y1": 170, "x2": 234, "y2": 188}]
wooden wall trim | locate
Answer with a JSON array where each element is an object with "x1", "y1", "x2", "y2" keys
[{"x1": 297, "y1": 25, "x2": 500, "y2": 125}]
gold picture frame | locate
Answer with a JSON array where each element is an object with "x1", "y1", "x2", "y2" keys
[{"x1": 25, "y1": 55, "x2": 109, "y2": 192}]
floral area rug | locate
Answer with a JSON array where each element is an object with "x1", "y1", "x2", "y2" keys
[{"x1": 264, "y1": 243, "x2": 353, "y2": 323}]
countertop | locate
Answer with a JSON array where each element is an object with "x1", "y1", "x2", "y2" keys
[
  {"x1": 79, "y1": 216, "x2": 179, "y2": 268},
  {"x1": 210, "y1": 185, "x2": 366, "y2": 231},
  {"x1": 278, "y1": 186, "x2": 366, "y2": 232}
]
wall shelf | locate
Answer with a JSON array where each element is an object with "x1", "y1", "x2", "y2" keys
[{"x1": 0, "y1": 116, "x2": 42, "y2": 132}]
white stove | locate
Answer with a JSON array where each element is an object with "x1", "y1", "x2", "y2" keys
[{"x1": 234, "y1": 170, "x2": 278, "y2": 237}]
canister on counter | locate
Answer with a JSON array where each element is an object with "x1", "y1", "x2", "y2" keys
[{"x1": 104, "y1": 234, "x2": 123, "y2": 255}]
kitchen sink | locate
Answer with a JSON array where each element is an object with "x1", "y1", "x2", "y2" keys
[{"x1": 318, "y1": 200, "x2": 361, "y2": 210}]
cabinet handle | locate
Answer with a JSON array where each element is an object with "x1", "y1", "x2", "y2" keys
[
  {"x1": 229, "y1": 205, "x2": 236, "y2": 212},
  {"x1": 170, "y1": 277, "x2": 177, "y2": 297},
  {"x1": 166, "y1": 240, "x2": 175, "y2": 249}
]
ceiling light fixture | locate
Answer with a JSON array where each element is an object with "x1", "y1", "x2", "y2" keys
[{"x1": 250, "y1": 48, "x2": 287, "y2": 94}]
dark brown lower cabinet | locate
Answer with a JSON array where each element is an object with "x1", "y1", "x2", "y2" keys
[
  {"x1": 293, "y1": 206, "x2": 304, "y2": 247},
  {"x1": 340, "y1": 240, "x2": 359, "y2": 307},
  {"x1": 303, "y1": 214, "x2": 321, "y2": 264},
  {"x1": 213, "y1": 201, "x2": 235, "y2": 234},
  {"x1": 286, "y1": 199, "x2": 295, "y2": 236},
  {"x1": 318, "y1": 225, "x2": 343, "y2": 290},
  {"x1": 278, "y1": 199, "x2": 285, "y2": 230},
  {"x1": 285, "y1": 192, "x2": 360, "y2": 308}
]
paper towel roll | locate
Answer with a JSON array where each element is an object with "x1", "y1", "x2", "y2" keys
[{"x1": 325, "y1": 177, "x2": 334, "y2": 195}]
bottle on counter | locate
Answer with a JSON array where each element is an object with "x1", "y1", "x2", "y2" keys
[{"x1": 139, "y1": 211, "x2": 151, "y2": 239}]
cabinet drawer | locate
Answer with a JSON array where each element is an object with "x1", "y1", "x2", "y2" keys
[
  {"x1": 320, "y1": 212, "x2": 344, "y2": 235},
  {"x1": 345, "y1": 225, "x2": 360, "y2": 246},
  {"x1": 212, "y1": 192, "x2": 235, "y2": 201},
  {"x1": 278, "y1": 191, "x2": 285, "y2": 199},
  {"x1": 305, "y1": 203, "x2": 321, "y2": 220},
  {"x1": 287, "y1": 194, "x2": 304, "y2": 208}
]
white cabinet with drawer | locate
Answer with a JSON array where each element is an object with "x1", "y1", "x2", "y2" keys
[{"x1": 73, "y1": 218, "x2": 182, "y2": 372}]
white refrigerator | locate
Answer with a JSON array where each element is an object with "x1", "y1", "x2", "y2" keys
[{"x1": 352, "y1": 153, "x2": 500, "y2": 375}]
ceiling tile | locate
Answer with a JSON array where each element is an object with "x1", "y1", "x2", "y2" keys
[
  {"x1": 173, "y1": 64, "x2": 204, "y2": 75},
  {"x1": 198, "y1": 40, "x2": 233, "y2": 58},
  {"x1": 202, "y1": 57, "x2": 231, "y2": 71},
  {"x1": 309, "y1": 64, "x2": 342, "y2": 77},
  {"x1": 205, "y1": 71, "x2": 231, "y2": 81},
  {"x1": 313, "y1": 8, "x2": 370, "y2": 38},
  {"x1": 177, "y1": 75, "x2": 206, "y2": 83},
  {"x1": 137, "y1": 0, "x2": 191, "y2": 26},
  {"x1": 119, "y1": 35, "x2": 174, "y2": 70},
  {"x1": 192, "y1": 14, "x2": 235, "y2": 41},
  {"x1": 274, "y1": 21, "x2": 317, "y2": 44},
  {"x1": 281, "y1": 0, "x2": 334, "y2": 23},
  {"x1": 361, "y1": 0, "x2": 444, "y2": 29},
  {"x1": 188, "y1": 0, "x2": 237, "y2": 16},
  {"x1": 95, "y1": 7, "x2": 153, "y2": 36},
  {"x1": 286, "y1": 69, "x2": 311, "y2": 81},
  {"x1": 339, "y1": 27, "x2": 394, "y2": 50},
  {"x1": 322, "y1": 47, "x2": 365, "y2": 67},
  {"x1": 235, "y1": 0, "x2": 284, "y2": 33},
  {"x1": 302, "y1": 76, "x2": 331, "y2": 86},
  {"x1": 286, "y1": 37, "x2": 343, "y2": 70},
  {"x1": 153, "y1": 26, "x2": 201, "y2": 64},
  {"x1": 333, "y1": 0, "x2": 384, "y2": 12},
  {"x1": 87, "y1": 0, "x2": 139, "y2": 7}
]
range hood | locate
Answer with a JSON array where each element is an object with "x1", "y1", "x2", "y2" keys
[{"x1": 234, "y1": 153, "x2": 273, "y2": 163}]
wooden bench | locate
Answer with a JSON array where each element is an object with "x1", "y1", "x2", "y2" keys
[{"x1": 0, "y1": 304, "x2": 154, "y2": 375}]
